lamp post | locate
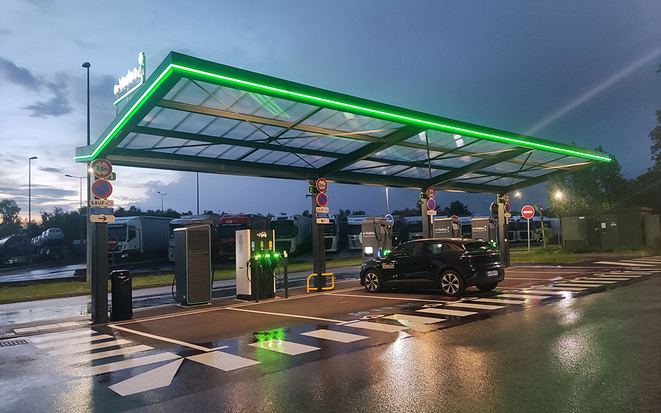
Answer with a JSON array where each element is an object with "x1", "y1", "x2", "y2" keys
[
  {"x1": 82, "y1": 62, "x2": 92, "y2": 283},
  {"x1": 157, "y1": 191, "x2": 167, "y2": 212},
  {"x1": 28, "y1": 156, "x2": 38, "y2": 236},
  {"x1": 65, "y1": 174, "x2": 85, "y2": 249}
]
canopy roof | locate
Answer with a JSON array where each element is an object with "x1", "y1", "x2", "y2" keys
[{"x1": 76, "y1": 52, "x2": 610, "y2": 193}]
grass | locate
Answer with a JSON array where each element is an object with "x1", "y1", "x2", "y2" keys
[
  {"x1": 509, "y1": 245, "x2": 583, "y2": 263},
  {"x1": 0, "y1": 257, "x2": 365, "y2": 304}
]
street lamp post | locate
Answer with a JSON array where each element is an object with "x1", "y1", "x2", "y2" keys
[
  {"x1": 157, "y1": 191, "x2": 167, "y2": 212},
  {"x1": 28, "y1": 156, "x2": 38, "y2": 236}
]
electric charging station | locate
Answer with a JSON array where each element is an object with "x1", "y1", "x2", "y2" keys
[
  {"x1": 236, "y1": 229, "x2": 280, "y2": 301},
  {"x1": 174, "y1": 224, "x2": 212, "y2": 305},
  {"x1": 471, "y1": 217, "x2": 498, "y2": 245},
  {"x1": 361, "y1": 217, "x2": 393, "y2": 260},
  {"x1": 433, "y1": 217, "x2": 462, "y2": 238}
]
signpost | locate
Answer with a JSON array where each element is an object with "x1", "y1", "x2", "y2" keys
[
  {"x1": 316, "y1": 178, "x2": 328, "y2": 193},
  {"x1": 316, "y1": 192, "x2": 328, "y2": 208},
  {"x1": 91, "y1": 159, "x2": 113, "y2": 179},
  {"x1": 521, "y1": 205, "x2": 535, "y2": 251},
  {"x1": 91, "y1": 180, "x2": 113, "y2": 199}
]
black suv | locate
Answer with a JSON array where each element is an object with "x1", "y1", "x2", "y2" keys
[{"x1": 360, "y1": 238, "x2": 504, "y2": 296}]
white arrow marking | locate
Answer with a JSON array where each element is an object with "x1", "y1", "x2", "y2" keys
[{"x1": 109, "y1": 358, "x2": 183, "y2": 396}]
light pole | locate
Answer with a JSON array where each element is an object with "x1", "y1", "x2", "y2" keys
[
  {"x1": 82, "y1": 62, "x2": 92, "y2": 283},
  {"x1": 157, "y1": 191, "x2": 167, "y2": 212},
  {"x1": 28, "y1": 156, "x2": 38, "y2": 236},
  {"x1": 65, "y1": 174, "x2": 85, "y2": 249},
  {"x1": 196, "y1": 173, "x2": 200, "y2": 215}
]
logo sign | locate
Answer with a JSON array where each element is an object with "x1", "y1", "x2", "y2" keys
[
  {"x1": 91, "y1": 180, "x2": 113, "y2": 199},
  {"x1": 315, "y1": 206, "x2": 329, "y2": 213},
  {"x1": 316, "y1": 192, "x2": 328, "y2": 207},
  {"x1": 90, "y1": 207, "x2": 114, "y2": 215},
  {"x1": 91, "y1": 159, "x2": 113, "y2": 179},
  {"x1": 316, "y1": 218, "x2": 330, "y2": 224},
  {"x1": 113, "y1": 52, "x2": 146, "y2": 105},
  {"x1": 521, "y1": 205, "x2": 535, "y2": 219},
  {"x1": 108, "y1": 236, "x2": 119, "y2": 250},
  {"x1": 90, "y1": 214, "x2": 115, "y2": 223},
  {"x1": 385, "y1": 214, "x2": 394, "y2": 224},
  {"x1": 427, "y1": 198, "x2": 436, "y2": 211},
  {"x1": 256, "y1": 231, "x2": 268, "y2": 238},
  {"x1": 316, "y1": 178, "x2": 328, "y2": 193},
  {"x1": 90, "y1": 199, "x2": 114, "y2": 207},
  {"x1": 426, "y1": 187, "x2": 436, "y2": 199}
]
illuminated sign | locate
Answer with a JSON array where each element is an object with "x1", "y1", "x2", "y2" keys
[
  {"x1": 256, "y1": 231, "x2": 268, "y2": 238},
  {"x1": 113, "y1": 52, "x2": 146, "y2": 105}
]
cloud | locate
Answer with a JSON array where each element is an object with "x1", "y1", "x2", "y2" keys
[
  {"x1": 25, "y1": 79, "x2": 73, "y2": 118},
  {"x1": 0, "y1": 29, "x2": 12, "y2": 36},
  {"x1": 38, "y1": 166, "x2": 65, "y2": 174},
  {"x1": 0, "y1": 56, "x2": 41, "y2": 90}
]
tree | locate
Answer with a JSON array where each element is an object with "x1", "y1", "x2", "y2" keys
[
  {"x1": 440, "y1": 201, "x2": 472, "y2": 217},
  {"x1": 0, "y1": 199, "x2": 21, "y2": 238}
]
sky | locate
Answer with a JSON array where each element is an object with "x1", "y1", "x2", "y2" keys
[{"x1": 1, "y1": 0, "x2": 660, "y2": 221}]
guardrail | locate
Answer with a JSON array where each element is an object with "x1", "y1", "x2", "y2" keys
[{"x1": 306, "y1": 273, "x2": 334, "y2": 293}]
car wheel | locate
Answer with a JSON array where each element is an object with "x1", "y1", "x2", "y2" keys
[
  {"x1": 477, "y1": 282, "x2": 498, "y2": 292},
  {"x1": 363, "y1": 270, "x2": 383, "y2": 293},
  {"x1": 440, "y1": 270, "x2": 465, "y2": 297}
]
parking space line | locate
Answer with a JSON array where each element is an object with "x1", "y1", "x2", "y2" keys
[
  {"x1": 250, "y1": 340, "x2": 320, "y2": 356},
  {"x1": 383, "y1": 314, "x2": 446, "y2": 324},
  {"x1": 225, "y1": 307, "x2": 342, "y2": 323},
  {"x1": 445, "y1": 302, "x2": 505, "y2": 310},
  {"x1": 301, "y1": 329, "x2": 368, "y2": 343},
  {"x1": 50, "y1": 339, "x2": 133, "y2": 356},
  {"x1": 187, "y1": 351, "x2": 260, "y2": 371},
  {"x1": 110, "y1": 324, "x2": 211, "y2": 352},
  {"x1": 417, "y1": 308, "x2": 478, "y2": 317}
]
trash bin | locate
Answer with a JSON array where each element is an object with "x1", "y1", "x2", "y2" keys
[{"x1": 110, "y1": 270, "x2": 132, "y2": 321}]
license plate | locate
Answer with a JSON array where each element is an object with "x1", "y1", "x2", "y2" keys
[{"x1": 487, "y1": 270, "x2": 499, "y2": 277}]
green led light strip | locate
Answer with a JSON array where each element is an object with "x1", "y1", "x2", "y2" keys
[{"x1": 76, "y1": 62, "x2": 611, "y2": 163}]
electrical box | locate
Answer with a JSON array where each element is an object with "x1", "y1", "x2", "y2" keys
[
  {"x1": 361, "y1": 217, "x2": 392, "y2": 260},
  {"x1": 433, "y1": 217, "x2": 462, "y2": 238},
  {"x1": 236, "y1": 229, "x2": 276, "y2": 300},
  {"x1": 174, "y1": 225, "x2": 212, "y2": 305},
  {"x1": 471, "y1": 217, "x2": 498, "y2": 244}
]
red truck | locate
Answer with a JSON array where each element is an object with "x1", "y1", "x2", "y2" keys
[{"x1": 217, "y1": 214, "x2": 270, "y2": 260}]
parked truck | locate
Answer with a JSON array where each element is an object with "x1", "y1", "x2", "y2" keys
[
  {"x1": 324, "y1": 215, "x2": 341, "y2": 252},
  {"x1": 347, "y1": 215, "x2": 369, "y2": 250},
  {"x1": 270, "y1": 214, "x2": 312, "y2": 255},
  {"x1": 218, "y1": 214, "x2": 270, "y2": 260},
  {"x1": 108, "y1": 216, "x2": 171, "y2": 260}
]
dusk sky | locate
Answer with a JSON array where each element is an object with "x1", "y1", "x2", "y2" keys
[{"x1": 1, "y1": 0, "x2": 660, "y2": 221}]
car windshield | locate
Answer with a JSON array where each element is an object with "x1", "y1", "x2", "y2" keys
[{"x1": 464, "y1": 242, "x2": 495, "y2": 252}]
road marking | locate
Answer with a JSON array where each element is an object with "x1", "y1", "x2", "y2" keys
[
  {"x1": 342, "y1": 320, "x2": 409, "y2": 333},
  {"x1": 79, "y1": 352, "x2": 180, "y2": 376},
  {"x1": 225, "y1": 307, "x2": 342, "y2": 323},
  {"x1": 588, "y1": 277, "x2": 630, "y2": 281},
  {"x1": 595, "y1": 261, "x2": 654, "y2": 267},
  {"x1": 497, "y1": 293, "x2": 552, "y2": 300},
  {"x1": 30, "y1": 329, "x2": 97, "y2": 344},
  {"x1": 573, "y1": 278, "x2": 618, "y2": 283},
  {"x1": 300, "y1": 329, "x2": 368, "y2": 343},
  {"x1": 187, "y1": 351, "x2": 260, "y2": 371},
  {"x1": 518, "y1": 289, "x2": 575, "y2": 295},
  {"x1": 35, "y1": 334, "x2": 113, "y2": 349},
  {"x1": 65, "y1": 345, "x2": 154, "y2": 364},
  {"x1": 602, "y1": 273, "x2": 643, "y2": 277},
  {"x1": 109, "y1": 359, "x2": 183, "y2": 397},
  {"x1": 445, "y1": 302, "x2": 505, "y2": 310},
  {"x1": 619, "y1": 260, "x2": 661, "y2": 265},
  {"x1": 473, "y1": 298, "x2": 526, "y2": 305},
  {"x1": 50, "y1": 339, "x2": 133, "y2": 356},
  {"x1": 110, "y1": 324, "x2": 211, "y2": 352},
  {"x1": 417, "y1": 308, "x2": 478, "y2": 317},
  {"x1": 383, "y1": 314, "x2": 446, "y2": 324},
  {"x1": 554, "y1": 283, "x2": 603, "y2": 288},
  {"x1": 250, "y1": 340, "x2": 320, "y2": 356},
  {"x1": 531, "y1": 286, "x2": 587, "y2": 291},
  {"x1": 327, "y1": 292, "x2": 447, "y2": 303}
]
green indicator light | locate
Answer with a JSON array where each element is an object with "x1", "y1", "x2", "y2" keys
[
  {"x1": 255, "y1": 254, "x2": 261, "y2": 259},
  {"x1": 273, "y1": 253, "x2": 280, "y2": 258},
  {"x1": 265, "y1": 254, "x2": 270, "y2": 258}
]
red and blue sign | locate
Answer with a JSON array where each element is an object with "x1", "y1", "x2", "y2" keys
[
  {"x1": 427, "y1": 198, "x2": 436, "y2": 211},
  {"x1": 92, "y1": 179, "x2": 113, "y2": 199},
  {"x1": 316, "y1": 192, "x2": 328, "y2": 207}
]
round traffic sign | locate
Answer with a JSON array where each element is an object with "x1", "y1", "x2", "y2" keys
[
  {"x1": 504, "y1": 203, "x2": 511, "y2": 214},
  {"x1": 503, "y1": 193, "x2": 510, "y2": 203},
  {"x1": 385, "y1": 214, "x2": 394, "y2": 224},
  {"x1": 427, "y1": 198, "x2": 436, "y2": 211},
  {"x1": 91, "y1": 159, "x2": 113, "y2": 179},
  {"x1": 108, "y1": 236, "x2": 119, "y2": 250},
  {"x1": 426, "y1": 186, "x2": 436, "y2": 199},
  {"x1": 451, "y1": 215, "x2": 459, "y2": 220},
  {"x1": 316, "y1": 178, "x2": 328, "y2": 193},
  {"x1": 316, "y1": 192, "x2": 328, "y2": 207},
  {"x1": 521, "y1": 205, "x2": 535, "y2": 219},
  {"x1": 92, "y1": 179, "x2": 113, "y2": 199}
]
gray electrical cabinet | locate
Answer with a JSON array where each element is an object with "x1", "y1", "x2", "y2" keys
[
  {"x1": 361, "y1": 217, "x2": 392, "y2": 260},
  {"x1": 174, "y1": 225, "x2": 212, "y2": 305},
  {"x1": 471, "y1": 218, "x2": 498, "y2": 244},
  {"x1": 433, "y1": 217, "x2": 462, "y2": 238}
]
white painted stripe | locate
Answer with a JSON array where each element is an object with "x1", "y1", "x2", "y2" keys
[
  {"x1": 619, "y1": 260, "x2": 661, "y2": 265},
  {"x1": 187, "y1": 351, "x2": 259, "y2": 371},
  {"x1": 50, "y1": 339, "x2": 133, "y2": 356},
  {"x1": 554, "y1": 283, "x2": 602, "y2": 288},
  {"x1": 445, "y1": 302, "x2": 505, "y2": 310},
  {"x1": 320, "y1": 292, "x2": 447, "y2": 303},
  {"x1": 35, "y1": 323, "x2": 63, "y2": 331},
  {"x1": 532, "y1": 286, "x2": 587, "y2": 291},
  {"x1": 13, "y1": 327, "x2": 39, "y2": 334},
  {"x1": 109, "y1": 359, "x2": 183, "y2": 397},
  {"x1": 300, "y1": 329, "x2": 368, "y2": 343},
  {"x1": 519, "y1": 289, "x2": 574, "y2": 295},
  {"x1": 574, "y1": 278, "x2": 618, "y2": 283},
  {"x1": 225, "y1": 307, "x2": 342, "y2": 323},
  {"x1": 65, "y1": 345, "x2": 154, "y2": 364},
  {"x1": 627, "y1": 259, "x2": 661, "y2": 264},
  {"x1": 35, "y1": 334, "x2": 113, "y2": 349},
  {"x1": 30, "y1": 329, "x2": 96, "y2": 344},
  {"x1": 473, "y1": 298, "x2": 526, "y2": 305},
  {"x1": 594, "y1": 261, "x2": 654, "y2": 267},
  {"x1": 80, "y1": 352, "x2": 180, "y2": 376},
  {"x1": 588, "y1": 277, "x2": 630, "y2": 281},
  {"x1": 250, "y1": 340, "x2": 320, "y2": 356},
  {"x1": 602, "y1": 273, "x2": 643, "y2": 277},
  {"x1": 383, "y1": 314, "x2": 446, "y2": 324},
  {"x1": 417, "y1": 308, "x2": 478, "y2": 317},
  {"x1": 342, "y1": 321, "x2": 409, "y2": 333},
  {"x1": 497, "y1": 293, "x2": 552, "y2": 300},
  {"x1": 110, "y1": 324, "x2": 210, "y2": 352},
  {"x1": 57, "y1": 322, "x2": 81, "y2": 328}
]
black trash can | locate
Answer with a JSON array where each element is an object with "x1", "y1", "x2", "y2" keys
[{"x1": 110, "y1": 270, "x2": 132, "y2": 321}]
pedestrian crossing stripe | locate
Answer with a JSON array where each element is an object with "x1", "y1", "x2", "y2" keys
[
  {"x1": 497, "y1": 293, "x2": 552, "y2": 300},
  {"x1": 595, "y1": 261, "x2": 654, "y2": 267},
  {"x1": 531, "y1": 286, "x2": 587, "y2": 291},
  {"x1": 445, "y1": 302, "x2": 505, "y2": 311},
  {"x1": 342, "y1": 320, "x2": 410, "y2": 333},
  {"x1": 50, "y1": 339, "x2": 133, "y2": 356},
  {"x1": 474, "y1": 298, "x2": 526, "y2": 305},
  {"x1": 187, "y1": 351, "x2": 259, "y2": 372},
  {"x1": 249, "y1": 340, "x2": 320, "y2": 356},
  {"x1": 30, "y1": 329, "x2": 97, "y2": 344},
  {"x1": 417, "y1": 308, "x2": 478, "y2": 317},
  {"x1": 65, "y1": 345, "x2": 154, "y2": 365},
  {"x1": 554, "y1": 283, "x2": 603, "y2": 288},
  {"x1": 35, "y1": 334, "x2": 114, "y2": 349},
  {"x1": 573, "y1": 278, "x2": 618, "y2": 283},
  {"x1": 383, "y1": 314, "x2": 445, "y2": 324},
  {"x1": 79, "y1": 352, "x2": 181, "y2": 377},
  {"x1": 300, "y1": 329, "x2": 368, "y2": 343}
]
